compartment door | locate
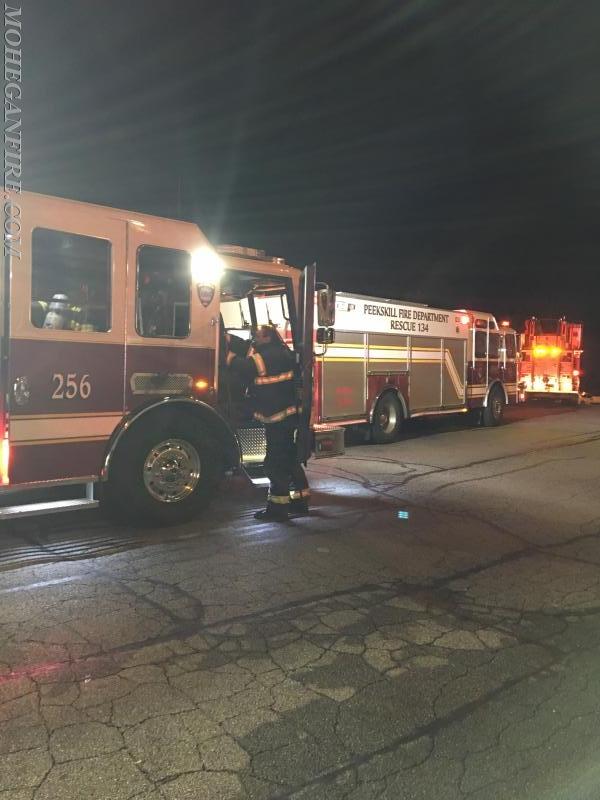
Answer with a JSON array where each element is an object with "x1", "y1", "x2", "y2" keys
[
  {"x1": 442, "y1": 338, "x2": 466, "y2": 407},
  {"x1": 321, "y1": 331, "x2": 367, "y2": 419}
]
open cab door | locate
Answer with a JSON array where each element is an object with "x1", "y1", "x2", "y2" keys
[
  {"x1": 297, "y1": 268, "x2": 337, "y2": 463},
  {"x1": 297, "y1": 264, "x2": 316, "y2": 463}
]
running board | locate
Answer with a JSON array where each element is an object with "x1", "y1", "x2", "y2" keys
[
  {"x1": 248, "y1": 476, "x2": 270, "y2": 488},
  {"x1": 0, "y1": 497, "x2": 99, "y2": 520},
  {"x1": 239, "y1": 463, "x2": 270, "y2": 488}
]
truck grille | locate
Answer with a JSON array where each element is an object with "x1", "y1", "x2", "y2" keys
[{"x1": 130, "y1": 373, "x2": 192, "y2": 395}]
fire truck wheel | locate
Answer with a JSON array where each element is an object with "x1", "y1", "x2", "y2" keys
[
  {"x1": 371, "y1": 393, "x2": 403, "y2": 444},
  {"x1": 482, "y1": 387, "x2": 505, "y2": 427},
  {"x1": 106, "y1": 421, "x2": 222, "y2": 525}
]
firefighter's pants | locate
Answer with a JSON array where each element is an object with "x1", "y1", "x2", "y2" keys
[{"x1": 264, "y1": 416, "x2": 309, "y2": 505}]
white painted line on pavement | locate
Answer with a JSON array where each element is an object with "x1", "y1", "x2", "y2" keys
[{"x1": 0, "y1": 574, "x2": 87, "y2": 594}]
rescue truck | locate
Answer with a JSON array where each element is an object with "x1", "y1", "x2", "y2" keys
[
  {"x1": 312, "y1": 293, "x2": 519, "y2": 443},
  {"x1": 519, "y1": 317, "x2": 583, "y2": 404},
  {"x1": 0, "y1": 192, "x2": 335, "y2": 523}
]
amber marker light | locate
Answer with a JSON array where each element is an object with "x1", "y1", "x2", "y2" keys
[{"x1": 194, "y1": 378, "x2": 210, "y2": 391}]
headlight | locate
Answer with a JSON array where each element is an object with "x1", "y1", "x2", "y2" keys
[{"x1": 191, "y1": 246, "x2": 225, "y2": 286}]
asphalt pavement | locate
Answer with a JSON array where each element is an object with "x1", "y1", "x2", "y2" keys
[{"x1": 1, "y1": 404, "x2": 600, "y2": 800}]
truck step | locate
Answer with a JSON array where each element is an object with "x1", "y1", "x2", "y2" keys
[
  {"x1": 239, "y1": 462, "x2": 270, "y2": 488},
  {"x1": 0, "y1": 497, "x2": 99, "y2": 520},
  {"x1": 237, "y1": 426, "x2": 267, "y2": 465}
]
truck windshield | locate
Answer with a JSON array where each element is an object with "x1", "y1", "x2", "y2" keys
[{"x1": 537, "y1": 319, "x2": 560, "y2": 334}]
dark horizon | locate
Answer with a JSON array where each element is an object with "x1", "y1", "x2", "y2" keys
[{"x1": 24, "y1": 0, "x2": 600, "y2": 389}]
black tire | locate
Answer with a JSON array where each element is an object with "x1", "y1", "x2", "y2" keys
[
  {"x1": 482, "y1": 386, "x2": 505, "y2": 427},
  {"x1": 371, "y1": 393, "x2": 403, "y2": 444},
  {"x1": 468, "y1": 407, "x2": 483, "y2": 426},
  {"x1": 104, "y1": 415, "x2": 223, "y2": 526}
]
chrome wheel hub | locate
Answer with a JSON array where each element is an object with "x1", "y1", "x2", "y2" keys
[
  {"x1": 143, "y1": 439, "x2": 201, "y2": 503},
  {"x1": 378, "y1": 401, "x2": 397, "y2": 433}
]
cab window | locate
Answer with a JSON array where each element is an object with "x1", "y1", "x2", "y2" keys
[
  {"x1": 505, "y1": 334, "x2": 516, "y2": 359},
  {"x1": 220, "y1": 297, "x2": 252, "y2": 341},
  {"x1": 475, "y1": 331, "x2": 487, "y2": 359},
  {"x1": 136, "y1": 246, "x2": 191, "y2": 338},
  {"x1": 31, "y1": 228, "x2": 111, "y2": 332},
  {"x1": 488, "y1": 333, "x2": 500, "y2": 359}
]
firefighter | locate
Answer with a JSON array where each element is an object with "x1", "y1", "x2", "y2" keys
[{"x1": 226, "y1": 324, "x2": 310, "y2": 521}]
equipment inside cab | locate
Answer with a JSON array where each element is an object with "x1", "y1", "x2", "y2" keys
[{"x1": 219, "y1": 270, "x2": 297, "y2": 353}]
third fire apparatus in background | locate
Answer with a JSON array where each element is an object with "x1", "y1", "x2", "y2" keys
[{"x1": 519, "y1": 317, "x2": 583, "y2": 404}]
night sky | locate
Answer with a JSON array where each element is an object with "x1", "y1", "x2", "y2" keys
[{"x1": 25, "y1": 1, "x2": 600, "y2": 389}]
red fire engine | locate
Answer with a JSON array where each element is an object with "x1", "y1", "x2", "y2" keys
[
  {"x1": 519, "y1": 317, "x2": 583, "y2": 404},
  {"x1": 0, "y1": 192, "x2": 335, "y2": 522},
  {"x1": 311, "y1": 293, "x2": 519, "y2": 445}
]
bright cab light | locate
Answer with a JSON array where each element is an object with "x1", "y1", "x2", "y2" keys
[
  {"x1": 533, "y1": 346, "x2": 548, "y2": 358},
  {"x1": 191, "y1": 246, "x2": 225, "y2": 286}
]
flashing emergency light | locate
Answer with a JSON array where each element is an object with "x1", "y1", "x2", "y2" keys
[
  {"x1": 573, "y1": 369, "x2": 580, "y2": 377},
  {"x1": 533, "y1": 346, "x2": 548, "y2": 358},
  {"x1": 500, "y1": 320, "x2": 510, "y2": 327},
  {"x1": 191, "y1": 246, "x2": 225, "y2": 286},
  {"x1": 459, "y1": 314, "x2": 470, "y2": 325},
  {"x1": 550, "y1": 346, "x2": 563, "y2": 357}
]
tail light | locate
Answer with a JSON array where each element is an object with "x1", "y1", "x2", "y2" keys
[{"x1": 1, "y1": 428, "x2": 10, "y2": 485}]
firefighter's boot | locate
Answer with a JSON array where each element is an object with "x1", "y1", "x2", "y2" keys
[
  {"x1": 289, "y1": 490, "x2": 310, "y2": 517},
  {"x1": 254, "y1": 500, "x2": 289, "y2": 522}
]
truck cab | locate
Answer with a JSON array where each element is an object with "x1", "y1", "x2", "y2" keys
[{"x1": 0, "y1": 193, "x2": 332, "y2": 523}]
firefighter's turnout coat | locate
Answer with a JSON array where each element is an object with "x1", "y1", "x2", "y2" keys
[{"x1": 227, "y1": 341, "x2": 298, "y2": 424}]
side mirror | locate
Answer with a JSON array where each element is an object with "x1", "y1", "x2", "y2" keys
[
  {"x1": 316, "y1": 285, "x2": 335, "y2": 327},
  {"x1": 316, "y1": 327, "x2": 335, "y2": 345}
]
